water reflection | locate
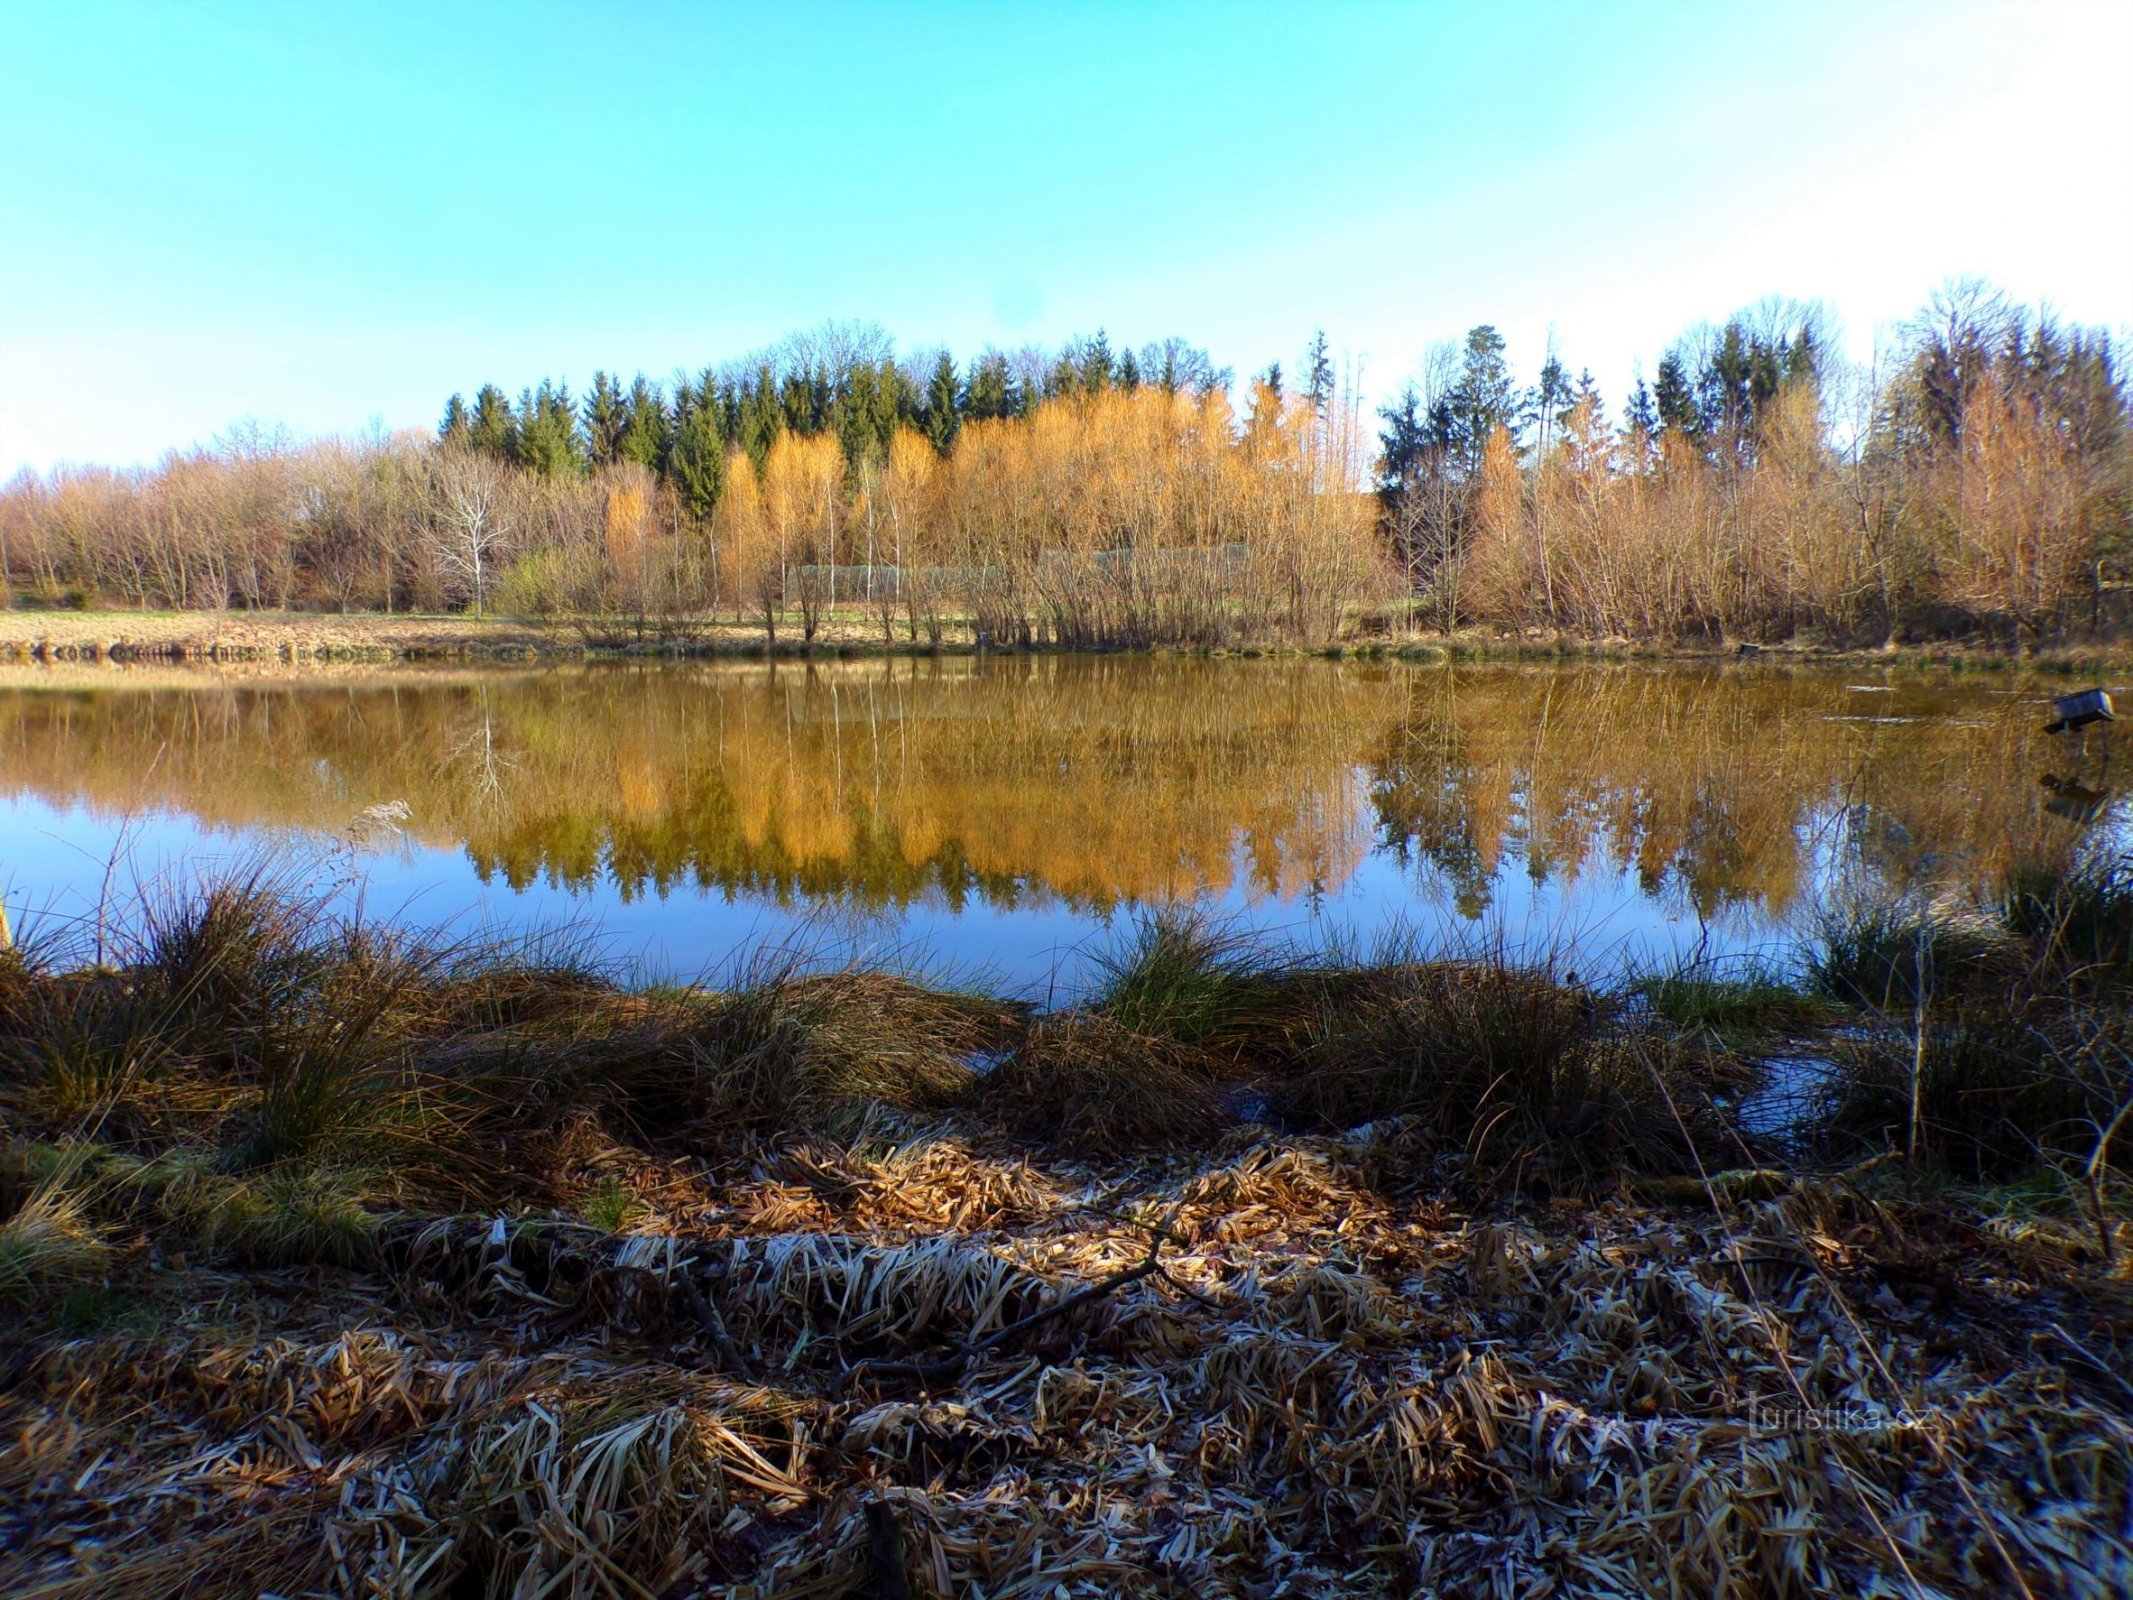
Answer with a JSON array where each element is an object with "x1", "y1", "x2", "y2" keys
[
  {"x1": 2041, "y1": 771, "x2": 2113, "y2": 826},
  {"x1": 0, "y1": 658, "x2": 2111, "y2": 980}
]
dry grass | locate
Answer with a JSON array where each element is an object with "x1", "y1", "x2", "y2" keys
[
  {"x1": 980, "y1": 1011, "x2": 1227, "y2": 1147},
  {"x1": 1, "y1": 880, "x2": 2128, "y2": 1598}
]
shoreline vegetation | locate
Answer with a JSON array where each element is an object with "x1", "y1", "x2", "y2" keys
[
  {"x1": 4, "y1": 282, "x2": 2128, "y2": 658},
  {"x1": 2, "y1": 862, "x2": 2130, "y2": 1595},
  {"x1": 10, "y1": 607, "x2": 2133, "y2": 673}
]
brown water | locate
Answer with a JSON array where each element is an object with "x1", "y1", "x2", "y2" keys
[{"x1": 0, "y1": 657, "x2": 2115, "y2": 988}]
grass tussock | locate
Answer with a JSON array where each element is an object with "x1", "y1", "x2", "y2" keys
[
  {"x1": 0, "y1": 1183, "x2": 109, "y2": 1304},
  {"x1": 2003, "y1": 850, "x2": 2133, "y2": 988},
  {"x1": 1798, "y1": 852, "x2": 2133, "y2": 1179},
  {"x1": 981, "y1": 1011, "x2": 1227, "y2": 1147},
  {"x1": 1087, "y1": 910, "x2": 1312, "y2": 1061},
  {"x1": 537, "y1": 964, "x2": 1025, "y2": 1139},
  {"x1": 1276, "y1": 959, "x2": 1703, "y2": 1181},
  {"x1": 1806, "y1": 901, "x2": 2018, "y2": 1009},
  {"x1": 1829, "y1": 1007, "x2": 2133, "y2": 1177}
]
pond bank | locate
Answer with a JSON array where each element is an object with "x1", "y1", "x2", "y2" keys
[
  {"x1": 1, "y1": 884, "x2": 2128, "y2": 1597},
  {"x1": 7, "y1": 608, "x2": 2133, "y2": 673}
]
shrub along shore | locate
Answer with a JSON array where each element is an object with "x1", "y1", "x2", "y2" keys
[{"x1": 1, "y1": 869, "x2": 2130, "y2": 1596}]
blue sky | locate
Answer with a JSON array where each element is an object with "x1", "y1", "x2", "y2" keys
[{"x1": 4, "y1": 0, "x2": 2129, "y2": 474}]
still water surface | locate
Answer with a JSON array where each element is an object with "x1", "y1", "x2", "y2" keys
[{"x1": 0, "y1": 657, "x2": 2115, "y2": 990}]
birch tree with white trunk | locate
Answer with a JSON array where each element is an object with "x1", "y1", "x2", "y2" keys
[{"x1": 429, "y1": 449, "x2": 513, "y2": 616}]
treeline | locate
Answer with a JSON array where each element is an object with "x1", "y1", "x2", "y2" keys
[
  {"x1": 2, "y1": 286, "x2": 2127, "y2": 648},
  {"x1": 1379, "y1": 284, "x2": 2130, "y2": 644},
  {"x1": 0, "y1": 324, "x2": 1381, "y2": 648},
  {"x1": 438, "y1": 324, "x2": 1236, "y2": 497}
]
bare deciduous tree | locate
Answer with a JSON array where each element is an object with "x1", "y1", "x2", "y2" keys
[{"x1": 428, "y1": 449, "x2": 513, "y2": 616}]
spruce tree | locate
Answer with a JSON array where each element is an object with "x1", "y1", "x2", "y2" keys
[
  {"x1": 1696, "y1": 322, "x2": 1753, "y2": 441},
  {"x1": 1376, "y1": 385, "x2": 1428, "y2": 510},
  {"x1": 583, "y1": 371, "x2": 627, "y2": 467},
  {"x1": 469, "y1": 385, "x2": 515, "y2": 457},
  {"x1": 514, "y1": 381, "x2": 585, "y2": 477},
  {"x1": 923, "y1": 351, "x2": 959, "y2": 453},
  {"x1": 1303, "y1": 330, "x2": 1334, "y2": 413},
  {"x1": 439, "y1": 393, "x2": 471, "y2": 446},
  {"x1": 1451, "y1": 325, "x2": 1516, "y2": 471},
  {"x1": 1530, "y1": 349, "x2": 1571, "y2": 455},
  {"x1": 741, "y1": 366, "x2": 784, "y2": 469},
  {"x1": 1573, "y1": 369, "x2": 1604, "y2": 426},
  {"x1": 618, "y1": 376, "x2": 667, "y2": 469},
  {"x1": 1079, "y1": 330, "x2": 1114, "y2": 392},
  {"x1": 1652, "y1": 353, "x2": 1698, "y2": 439},
  {"x1": 669, "y1": 403, "x2": 727, "y2": 522},
  {"x1": 1624, "y1": 376, "x2": 1658, "y2": 440},
  {"x1": 965, "y1": 351, "x2": 1013, "y2": 421}
]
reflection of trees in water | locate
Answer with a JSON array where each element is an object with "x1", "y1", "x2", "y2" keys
[
  {"x1": 0, "y1": 661, "x2": 2090, "y2": 921},
  {"x1": 0, "y1": 661, "x2": 1375, "y2": 913},
  {"x1": 445, "y1": 685, "x2": 520, "y2": 821},
  {"x1": 1357, "y1": 668, "x2": 2078, "y2": 922}
]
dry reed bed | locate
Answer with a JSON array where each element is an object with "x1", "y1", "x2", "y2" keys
[
  {"x1": 1, "y1": 890, "x2": 2129, "y2": 1597},
  {"x1": 5, "y1": 1142, "x2": 2124, "y2": 1598}
]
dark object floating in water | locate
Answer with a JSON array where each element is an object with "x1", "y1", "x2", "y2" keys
[
  {"x1": 2044, "y1": 688, "x2": 2113, "y2": 735},
  {"x1": 2041, "y1": 773, "x2": 2111, "y2": 823}
]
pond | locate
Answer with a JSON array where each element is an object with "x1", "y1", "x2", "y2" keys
[{"x1": 0, "y1": 656, "x2": 2117, "y2": 991}]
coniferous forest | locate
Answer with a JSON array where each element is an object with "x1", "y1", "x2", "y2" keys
[{"x1": 2, "y1": 283, "x2": 2126, "y2": 650}]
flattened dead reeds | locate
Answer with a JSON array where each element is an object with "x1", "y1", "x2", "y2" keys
[{"x1": 3, "y1": 881, "x2": 2129, "y2": 1599}]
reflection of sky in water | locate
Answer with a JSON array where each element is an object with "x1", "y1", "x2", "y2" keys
[
  {"x1": 3, "y1": 665, "x2": 2123, "y2": 996},
  {"x1": 1, "y1": 783, "x2": 1813, "y2": 998}
]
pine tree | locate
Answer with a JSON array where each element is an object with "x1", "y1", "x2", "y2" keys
[{"x1": 439, "y1": 393, "x2": 471, "y2": 446}]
